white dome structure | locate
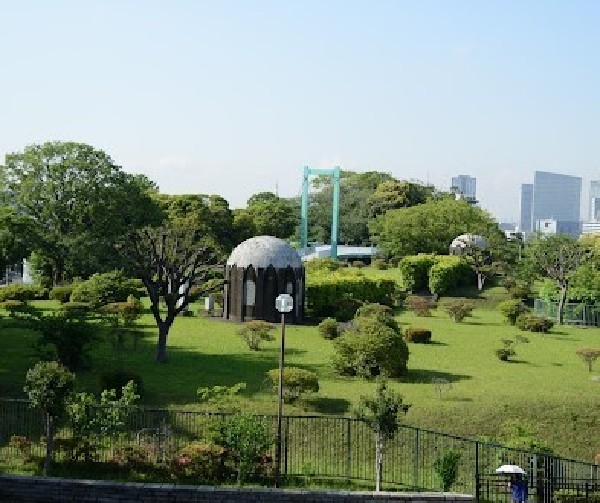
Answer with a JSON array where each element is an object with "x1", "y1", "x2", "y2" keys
[
  {"x1": 224, "y1": 236, "x2": 305, "y2": 323},
  {"x1": 227, "y1": 236, "x2": 302, "y2": 270},
  {"x1": 449, "y1": 234, "x2": 488, "y2": 255}
]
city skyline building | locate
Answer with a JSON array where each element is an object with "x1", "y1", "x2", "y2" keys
[
  {"x1": 519, "y1": 171, "x2": 582, "y2": 237},
  {"x1": 451, "y1": 175, "x2": 477, "y2": 202},
  {"x1": 590, "y1": 180, "x2": 600, "y2": 222}
]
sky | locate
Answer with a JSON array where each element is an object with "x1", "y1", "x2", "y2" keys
[{"x1": 1, "y1": 0, "x2": 599, "y2": 223}]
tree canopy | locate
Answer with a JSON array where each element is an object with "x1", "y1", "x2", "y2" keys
[
  {"x1": 1, "y1": 142, "x2": 162, "y2": 283},
  {"x1": 369, "y1": 198, "x2": 502, "y2": 260}
]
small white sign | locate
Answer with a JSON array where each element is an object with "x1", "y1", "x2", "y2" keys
[{"x1": 275, "y1": 294, "x2": 294, "y2": 313}]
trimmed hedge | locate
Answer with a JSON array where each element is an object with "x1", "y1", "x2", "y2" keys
[
  {"x1": 317, "y1": 317, "x2": 339, "y2": 339},
  {"x1": 49, "y1": 284, "x2": 77, "y2": 304},
  {"x1": 404, "y1": 326, "x2": 432, "y2": 343},
  {"x1": 306, "y1": 269, "x2": 396, "y2": 321},
  {"x1": 398, "y1": 254, "x2": 436, "y2": 292},
  {"x1": 265, "y1": 366, "x2": 319, "y2": 402},
  {"x1": 0, "y1": 284, "x2": 47, "y2": 302},
  {"x1": 70, "y1": 271, "x2": 139, "y2": 308},
  {"x1": 428, "y1": 255, "x2": 473, "y2": 295}
]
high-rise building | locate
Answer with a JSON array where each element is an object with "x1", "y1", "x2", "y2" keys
[
  {"x1": 451, "y1": 175, "x2": 476, "y2": 202},
  {"x1": 590, "y1": 180, "x2": 600, "y2": 222},
  {"x1": 519, "y1": 184, "x2": 533, "y2": 233},
  {"x1": 519, "y1": 171, "x2": 582, "y2": 237}
]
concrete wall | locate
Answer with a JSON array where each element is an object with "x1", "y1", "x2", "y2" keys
[{"x1": 0, "y1": 474, "x2": 474, "y2": 502}]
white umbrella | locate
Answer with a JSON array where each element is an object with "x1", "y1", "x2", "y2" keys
[{"x1": 496, "y1": 464, "x2": 526, "y2": 474}]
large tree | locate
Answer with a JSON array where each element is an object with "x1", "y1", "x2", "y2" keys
[
  {"x1": 0, "y1": 206, "x2": 32, "y2": 274},
  {"x1": 239, "y1": 191, "x2": 298, "y2": 239},
  {"x1": 366, "y1": 179, "x2": 434, "y2": 217},
  {"x1": 370, "y1": 198, "x2": 503, "y2": 260},
  {"x1": 121, "y1": 226, "x2": 217, "y2": 363},
  {"x1": 1, "y1": 142, "x2": 162, "y2": 283},
  {"x1": 524, "y1": 235, "x2": 589, "y2": 325}
]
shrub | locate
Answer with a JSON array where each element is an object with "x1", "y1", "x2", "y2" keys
[
  {"x1": 169, "y1": 442, "x2": 231, "y2": 482},
  {"x1": 100, "y1": 370, "x2": 145, "y2": 398},
  {"x1": 516, "y1": 313, "x2": 554, "y2": 333},
  {"x1": 355, "y1": 303, "x2": 398, "y2": 329},
  {"x1": 434, "y1": 449, "x2": 462, "y2": 491},
  {"x1": 404, "y1": 327, "x2": 432, "y2": 344},
  {"x1": 265, "y1": 367, "x2": 319, "y2": 403},
  {"x1": 102, "y1": 297, "x2": 143, "y2": 326},
  {"x1": 371, "y1": 258, "x2": 388, "y2": 270},
  {"x1": 318, "y1": 317, "x2": 339, "y2": 339},
  {"x1": 237, "y1": 320, "x2": 276, "y2": 351},
  {"x1": 49, "y1": 285, "x2": 76, "y2": 304},
  {"x1": 0, "y1": 284, "x2": 47, "y2": 302},
  {"x1": 305, "y1": 268, "x2": 396, "y2": 320},
  {"x1": 59, "y1": 302, "x2": 92, "y2": 316},
  {"x1": 0, "y1": 300, "x2": 25, "y2": 316},
  {"x1": 332, "y1": 315, "x2": 409, "y2": 378},
  {"x1": 442, "y1": 299, "x2": 475, "y2": 323},
  {"x1": 351, "y1": 260, "x2": 365, "y2": 268},
  {"x1": 404, "y1": 295, "x2": 433, "y2": 316},
  {"x1": 70, "y1": 270, "x2": 139, "y2": 308},
  {"x1": 398, "y1": 254, "x2": 436, "y2": 292},
  {"x1": 112, "y1": 444, "x2": 157, "y2": 471},
  {"x1": 498, "y1": 299, "x2": 529, "y2": 325},
  {"x1": 495, "y1": 348, "x2": 516, "y2": 361},
  {"x1": 428, "y1": 256, "x2": 473, "y2": 295}
]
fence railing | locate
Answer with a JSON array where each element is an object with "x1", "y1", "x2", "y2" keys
[
  {"x1": 534, "y1": 299, "x2": 600, "y2": 327},
  {"x1": 1, "y1": 398, "x2": 598, "y2": 501}
]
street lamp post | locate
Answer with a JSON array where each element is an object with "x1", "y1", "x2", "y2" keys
[{"x1": 274, "y1": 293, "x2": 293, "y2": 488}]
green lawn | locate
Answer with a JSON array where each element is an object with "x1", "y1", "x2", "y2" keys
[{"x1": 1, "y1": 288, "x2": 599, "y2": 461}]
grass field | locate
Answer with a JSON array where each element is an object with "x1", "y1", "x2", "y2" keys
[{"x1": 1, "y1": 277, "x2": 599, "y2": 461}]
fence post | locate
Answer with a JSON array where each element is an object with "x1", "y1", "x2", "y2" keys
[
  {"x1": 284, "y1": 416, "x2": 289, "y2": 477},
  {"x1": 475, "y1": 441, "x2": 480, "y2": 502},
  {"x1": 345, "y1": 418, "x2": 352, "y2": 482},
  {"x1": 413, "y1": 428, "x2": 420, "y2": 490}
]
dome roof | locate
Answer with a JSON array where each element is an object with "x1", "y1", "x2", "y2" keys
[
  {"x1": 227, "y1": 236, "x2": 303, "y2": 269},
  {"x1": 450, "y1": 233, "x2": 487, "y2": 250}
]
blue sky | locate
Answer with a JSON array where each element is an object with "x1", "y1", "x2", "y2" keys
[{"x1": 1, "y1": 1, "x2": 599, "y2": 222}]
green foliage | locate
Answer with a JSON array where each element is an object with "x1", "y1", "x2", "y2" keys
[
  {"x1": 66, "y1": 381, "x2": 139, "y2": 461},
  {"x1": 0, "y1": 206, "x2": 32, "y2": 273},
  {"x1": 23, "y1": 361, "x2": 75, "y2": 419},
  {"x1": 516, "y1": 313, "x2": 554, "y2": 333},
  {"x1": 2, "y1": 141, "x2": 163, "y2": 282},
  {"x1": 169, "y1": 442, "x2": 231, "y2": 483},
  {"x1": 212, "y1": 412, "x2": 274, "y2": 484},
  {"x1": 370, "y1": 197, "x2": 503, "y2": 259},
  {"x1": 0, "y1": 300, "x2": 26, "y2": 317},
  {"x1": 0, "y1": 283, "x2": 47, "y2": 301},
  {"x1": 552, "y1": 490, "x2": 600, "y2": 502},
  {"x1": 59, "y1": 302, "x2": 92, "y2": 315},
  {"x1": 442, "y1": 299, "x2": 475, "y2": 322},
  {"x1": 428, "y1": 255, "x2": 473, "y2": 295},
  {"x1": 99, "y1": 370, "x2": 145, "y2": 397},
  {"x1": 404, "y1": 295, "x2": 433, "y2": 316},
  {"x1": 101, "y1": 296, "x2": 143, "y2": 327},
  {"x1": 28, "y1": 311, "x2": 100, "y2": 371},
  {"x1": 237, "y1": 320, "x2": 276, "y2": 351},
  {"x1": 498, "y1": 419, "x2": 554, "y2": 453},
  {"x1": 355, "y1": 303, "x2": 398, "y2": 329},
  {"x1": 398, "y1": 254, "x2": 436, "y2": 292},
  {"x1": 404, "y1": 326, "x2": 432, "y2": 343},
  {"x1": 317, "y1": 317, "x2": 339, "y2": 339},
  {"x1": 70, "y1": 270, "x2": 139, "y2": 308},
  {"x1": 371, "y1": 258, "x2": 388, "y2": 270},
  {"x1": 266, "y1": 366, "x2": 319, "y2": 403},
  {"x1": 306, "y1": 268, "x2": 396, "y2": 320},
  {"x1": 498, "y1": 299, "x2": 529, "y2": 325},
  {"x1": 433, "y1": 449, "x2": 462, "y2": 491},
  {"x1": 197, "y1": 382, "x2": 247, "y2": 413},
  {"x1": 495, "y1": 347, "x2": 516, "y2": 361},
  {"x1": 332, "y1": 315, "x2": 409, "y2": 378},
  {"x1": 241, "y1": 191, "x2": 297, "y2": 239},
  {"x1": 48, "y1": 284, "x2": 75, "y2": 304},
  {"x1": 367, "y1": 179, "x2": 434, "y2": 218}
]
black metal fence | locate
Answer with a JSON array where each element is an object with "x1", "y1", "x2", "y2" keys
[
  {"x1": 1, "y1": 398, "x2": 598, "y2": 501},
  {"x1": 534, "y1": 299, "x2": 600, "y2": 327}
]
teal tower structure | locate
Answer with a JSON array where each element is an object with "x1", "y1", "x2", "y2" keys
[{"x1": 300, "y1": 166, "x2": 341, "y2": 260}]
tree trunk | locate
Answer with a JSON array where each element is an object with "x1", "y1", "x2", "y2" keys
[
  {"x1": 44, "y1": 413, "x2": 54, "y2": 476},
  {"x1": 375, "y1": 436, "x2": 383, "y2": 492},
  {"x1": 155, "y1": 322, "x2": 170, "y2": 363},
  {"x1": 477, "y1": 273, "x2": 485, "y2": 291},
  {"x1": 557, "y1": 285, "x2": 567, "y2": 325}
]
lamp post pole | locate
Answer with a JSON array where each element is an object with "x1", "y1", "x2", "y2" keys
[{"x1": 274, "y1": 294, "x2": 293, "y2": 489}]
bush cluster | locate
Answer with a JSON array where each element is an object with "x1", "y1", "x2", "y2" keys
[
  {"x1": 70, "y1": 270, "x2": 139, "y2": 308},
  {"x1": 516, "y1": 314, "x2": 554, "y2": 333},
  {"x1": 404, "y1": 295, "x2": 434, "y2": 316},
  {"x1": 398, "y1": 254, "x2": 436, "y2": 292},
  {"x1": 404, "y1": 327, "x2": 432, "y2": 343},
  {"x1": 237, "y1": 320, "x2": 275, "y2": 351},
  {"x1": 442, "y1": 299, "x2": 475, "y2": 323},
  {"x1": 168, "y1": 443, "x2": 231, "y2": 483},
  {"x1": 497, "y1": 299, "x2": 529, "y2": 325},
  {"x1": 100, "y1": 370, "x2": 145, "y2": 398},
  {"x1": 0, "y1": 284, "x2": 47, "y2": 301},
  {"x1": 306, "y1": 268, "x2": 396, "y2": 321},
  {"x1": 49, "y1": 284, "x2": 78, "y2": 304},
  {"x1": 428, "y1": 256, "x2": 473, "y2": 295},
  {"x1": 371, "y1": 258, "x2": 388, "y2": 270}
]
